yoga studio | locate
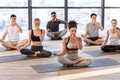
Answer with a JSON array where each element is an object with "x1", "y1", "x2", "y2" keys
[{"x1": 0, "y1": 0, "x2": 120, "y2": 80}]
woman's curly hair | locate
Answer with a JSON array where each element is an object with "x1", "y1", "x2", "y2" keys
[{"x1": 68, "y1": 20, "x2": 78, "y2": 29}]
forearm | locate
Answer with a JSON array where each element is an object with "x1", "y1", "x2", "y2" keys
[
  {"x1": 1, "y1": 33, "x2": 6, "y2": 41},
  {"x1": 16, "y1": 24, "x2": 22, "y2": 33},
  {"x1": 96, "y1": 24, "x2": 103, "y2": 31},
  {"x1": 2, "y1": 36, "x2": 5, "y2": 41},
  {"x1": 76, "y1": 41, "x2": 82, "y2": 50},
  {"x1": 57, "y1": 51, "x2": 66, "y2": 56},
  {"x1": 83, "y1": 31, "x2": 88, "y2": 37},
  {"x1": 74, "y1": 38, "x2": 82, "y2": 50},
  {"x1": 102, "y1": 38, "x2": 108, "y2": 46},
  {"x1": 21, "y1": 42, "x2": 30, "y2": 49},
  {"x1": 116, "y1": 30, "x2": 120, "y2": 39},
  {"x1": 39, "y1": 33, "x2": 45, "y2": 42}
]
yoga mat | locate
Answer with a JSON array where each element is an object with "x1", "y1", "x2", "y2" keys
[
  {"x1": 0, "y1": 54, "x2": 41, "y2": 63},
  {"x1": 83, "y1": 50, "x2": 118, "y2": 57},
  {"x1": 0, "y1": 47, "x2": 7, "y2": 52},
  {"x1": 32, "y1": 58, "x2": 120, "y2": 73}
]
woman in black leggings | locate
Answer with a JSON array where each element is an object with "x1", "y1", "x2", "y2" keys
[
  {"x1": 101, "y1": 19, "x2": 120, "y2": 52},
  {"x1": 19, "y1": 18, "x2": 52, "y2": 57}
]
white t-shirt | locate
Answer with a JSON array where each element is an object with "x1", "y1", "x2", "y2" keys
[
  {"x1": 4, "y1": 25, "x2": 19, "y2": 42},
  {"x1": 106, "y1": 30, "x2": 120, "y2": 45}
]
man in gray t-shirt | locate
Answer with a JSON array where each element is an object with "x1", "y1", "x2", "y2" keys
[{"x1": 82, "y1": 13, "x2": 104, "y2": 45}]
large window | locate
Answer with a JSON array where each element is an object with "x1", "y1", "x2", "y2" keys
[
  {"x1": 105, "y1": 0, "x2": 120, "y2": 7},
  {"x1": 32, "y1": 0, "x2": 64, "y2": 7},
  {"x1": 105, "y1": 9, "x2": 120, "y2": 30},
  {"x1": 0, "y1": 0, "x2": 120, "y2": 33},
  {"x1": 0, "y1": 9, "x2": 28, "y2": 31},
  {"x1": 104, "y1": 0, "x2": 120, "y2": 31},
  {"x1": 0, "y1": 0, "x2": 28, "y2": 7},
  {"x1": 68, "y1": 0, "x2": 101, "y2": 7},
  {"x1": 68, "y1": 9, "x2": 101, "y2": 34}
]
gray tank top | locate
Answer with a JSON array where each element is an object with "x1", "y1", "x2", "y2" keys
[{"x1": 66, "y1": 37, "x2": 78, "y2": 50}]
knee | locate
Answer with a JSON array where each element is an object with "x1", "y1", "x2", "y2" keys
[
  {"x1": 58, "y1": 56, "x2": 65, "y2": 63},
  {"x1": 1, "y1": 42, "x2": 4, "y2": 46},
  {"x1": 20, "y1": 49, "x2": 25, "y2": 54},
  {"x1": 46, "y1": 52, "x2": 52, "y2": 57},
  {"x1": 1, "y1": 41, "x2": 5, "y2": 46},
  {"x1": 85, "y1": 59, "x2": 92, "y2": 65},
  {"x1": 58, "y1": 56, "x2": 66, "y2": 64}
]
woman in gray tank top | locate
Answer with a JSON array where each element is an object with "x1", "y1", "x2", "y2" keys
[{"x1": 54, "y1": 20, "x2": 91, "y2": 67}]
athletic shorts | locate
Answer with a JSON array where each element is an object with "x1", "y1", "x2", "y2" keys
[
  {"x1": 7, "y1": 41, "x2": 18, "y2": 46},
  {"x1": 87, "y1": 37, "x2": 101, "y2": 41}
]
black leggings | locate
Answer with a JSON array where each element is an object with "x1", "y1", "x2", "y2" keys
[
  {"x1": 20, "y1": 46, "x2": 52, "y2": 57},
  {"x1": 101, "y1": 45, "x2": 120, "y2": 52}
]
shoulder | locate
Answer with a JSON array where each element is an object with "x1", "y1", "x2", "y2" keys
[
  {"x1": 63, "y1": 37, "x2": 69, "y2": 43},
  {"x1": 86, "y1": 22, "x2": 91, "y2": 26},
  {"x1": 96, "y1": 22, "x2": 100, "y2": 24},
  {"x1": 87, "y1": 22, "x2": 91, "y2": 25},
  {"x1": 56, "y1": 19, "x2": 63, "y2": 22},
  {"x1": 48, "y1": 20, "x2": 52, "y2": 23}
]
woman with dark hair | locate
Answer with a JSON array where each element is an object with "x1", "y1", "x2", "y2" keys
[
  {"x1": 54, "y1": 20, "x2": 91, "y2": 67},
  {"x1": 101, "y1": 19, "x2": 120, "y2": 52},
  {"x1": 19, "y1": 18, "x2": 52, "y2": 57}
]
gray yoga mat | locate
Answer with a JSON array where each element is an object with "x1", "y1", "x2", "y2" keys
[
  {"x1": 0, "y1": 54, "x2": 41, "y2": 63},
  {"x1": 32, "y1": 58, "x2": 120, "y2": 73},
  {"x1": 0, "y1": 47, "x2": 7, "y2": 52},
  {"x1": 83, "y1": 50, "x2": 119, "y2": 57}
]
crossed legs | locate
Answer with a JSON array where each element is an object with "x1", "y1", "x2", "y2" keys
[
  {"x1": 82, "y1": 35, "x2": 104, "y2": 45},
  {"x1": 47, "y1": 29, "x2": 67, "y2": 39},
  {"x1": 0, "y1": 39, "x2": 28, "y2": 50}
]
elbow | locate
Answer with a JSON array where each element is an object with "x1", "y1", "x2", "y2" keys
[
  {"x1": 20, "y1": 30, "x2": 23, "y2": 33},
  {"x1": 101, "y1": 28, "x2": 104, "y2": 31},
  {"x1": 26, "y1": 41, "x2": 30, "y2": 47},
  {"x1": 119, "y1": 37, "x2": 120, "y2": 39},
  {"x1": 79, "y1": 46, "x2": 83, "y2": 50}
]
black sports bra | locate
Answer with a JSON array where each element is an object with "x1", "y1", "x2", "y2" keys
[
  {"x1": 66, "y1": 37, "x2": 78, "y2": 50},
  {"x1": 31, "y1": 29, "x2": 42, "y2": 41}
]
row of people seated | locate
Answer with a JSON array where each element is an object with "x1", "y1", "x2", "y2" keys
[
  {"x1": 0, "y1": 13, "x2": 120, "y2": 52},
  {"x1": 0, "y1": 13, "x2": 120, "y2": 67}
]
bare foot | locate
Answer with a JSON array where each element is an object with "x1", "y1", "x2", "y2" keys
[
  {"x1": 27, "y1": 51, "x2": 40, "y2": 57},
  {"x1": 34, "y1": 51, "x2": 40, "y2": 56}
]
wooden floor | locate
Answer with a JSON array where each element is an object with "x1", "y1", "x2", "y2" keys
[{"x1": 0, "y1": 40, "x2": 120, "y2": 80}]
